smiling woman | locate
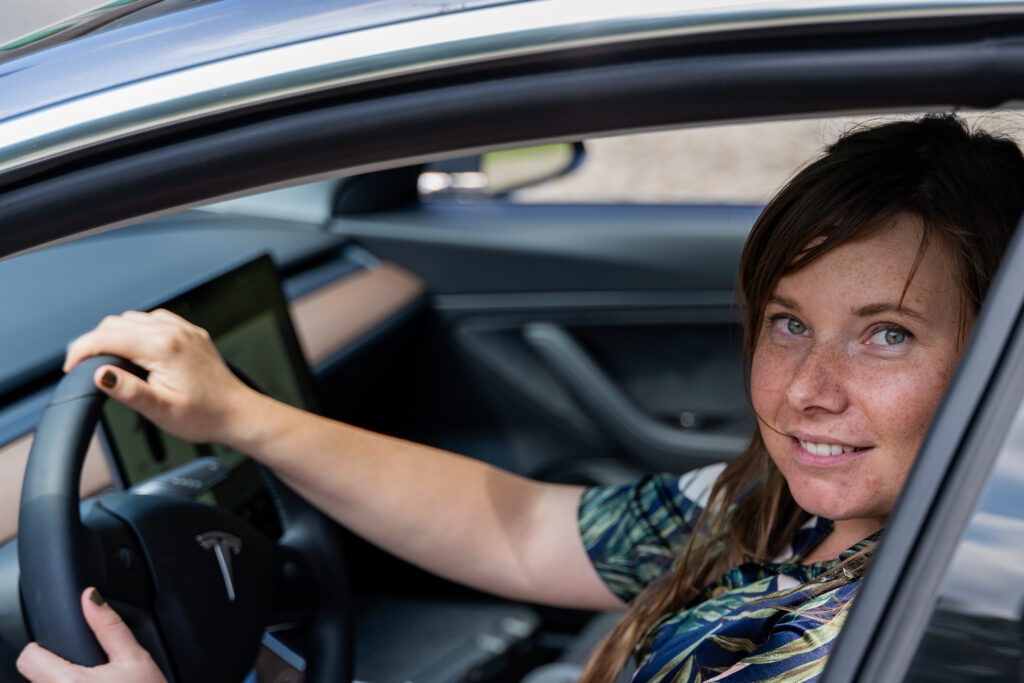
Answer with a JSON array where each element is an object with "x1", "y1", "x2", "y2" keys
[
  {"x1": 754, "y1": 215, "x2": 962, "y2": 544},
  {"x1": 574, "y1": 114, "x2": 1024, "y2": 683}
]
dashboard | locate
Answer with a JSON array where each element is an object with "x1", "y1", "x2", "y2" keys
[{"x1": 0, "y1": 210, "x2": 425, "y2": 543}]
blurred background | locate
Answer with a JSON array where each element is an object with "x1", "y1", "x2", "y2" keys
[{"x1": 0, "y1": 1, "x2": 96, "y2": 44}]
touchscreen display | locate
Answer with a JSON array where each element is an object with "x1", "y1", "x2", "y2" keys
[{"x1": 101, "y1": 255, "x2": 318, "y2": 532}]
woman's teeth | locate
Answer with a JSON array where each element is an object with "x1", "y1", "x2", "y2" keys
[{"x1": 798, "y1": 440, "x2": 865, "y2": 456}]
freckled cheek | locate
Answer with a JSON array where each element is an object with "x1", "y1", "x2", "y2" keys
[
  {"x1": 749, "y1": 345, "x2": 793, "y2": 417},
  {"x1": 862, "y1": 363, "x2": 955, "y2": 451}
]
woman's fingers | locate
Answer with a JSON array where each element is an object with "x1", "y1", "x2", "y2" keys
[
  {"x1": 80, "y1": 589, "x2": 148, "y2": 663},
  {"x1": 15, "y1": 642, "x2": 77, "y2": 682},
  {"x1": 147, "y1": 308, "x2": 190, "y2": 324},
  {"x1": 63, "y1": 309, "x2": 193, "y2": 371},
  {"x1": 93, "y1": 365, "x2": 161, "y2": 417},
  {"x1": 63, "y1": 310, "x2": 253, "y2": 446},
  {"x1": 16, "y1": 589, "x2": 167, "y2": 682}
]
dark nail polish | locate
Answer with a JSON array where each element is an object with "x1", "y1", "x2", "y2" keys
[
  {"x1": 100, "y1": 370, "x2": 117, "y2": 389},
  {"x1": 89, "y1": 588, "x2": 106, "y2": 606}
]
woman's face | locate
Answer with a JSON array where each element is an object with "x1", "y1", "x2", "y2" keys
[{"x1": 751, "y1": 214, "x2": 967, "y2": 531}]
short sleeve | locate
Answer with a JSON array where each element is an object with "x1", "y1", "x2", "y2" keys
[{"x1": 578, "y1": 463, "x2": 726, "y2": 602}]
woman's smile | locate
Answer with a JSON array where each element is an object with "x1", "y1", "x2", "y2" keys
[
  {"x1": 790, "y1": 435, "x2": 871, "y2": 466},
  {"x1": 751, "y1": 213, "x2": 967, "y2": 536}
]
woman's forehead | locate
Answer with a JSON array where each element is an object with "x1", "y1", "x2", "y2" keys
[{"x1": 771, "y1": 216, "x2": 960, "y2": 317}]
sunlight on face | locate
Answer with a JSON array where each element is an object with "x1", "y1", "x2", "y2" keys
[{"x1": 750, "y1": 215, "x2": 966, "y2": 537}]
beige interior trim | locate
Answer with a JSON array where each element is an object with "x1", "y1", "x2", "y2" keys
[
  {"x1": 0, "y1": 433, "x2": 111, "y2": 544},
  {"x1": 0, "y1": 261, "x2": 425, "y2": 543},
  {"x1": 289, "y1": 262, "x2": 425, "y2": 365}
]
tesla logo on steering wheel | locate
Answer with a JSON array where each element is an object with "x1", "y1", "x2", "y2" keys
[{"x1": 196, "y1": 531, "x2": 242, "y2": 601}]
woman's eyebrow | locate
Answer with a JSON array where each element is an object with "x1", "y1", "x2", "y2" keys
[
  {"x1": 855, "y1": 302, "x2": 927, "y2": 321},
  {"x1": 768, "y1": 295, "x2": 800, "y2": 310},
  {"x1": 770, "y1": 296, "x2": 928, "y2": 322}
]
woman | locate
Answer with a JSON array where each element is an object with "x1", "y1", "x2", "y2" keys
[{"x1": 17, "y1": 114, "x2": 1024, "y2": 682}]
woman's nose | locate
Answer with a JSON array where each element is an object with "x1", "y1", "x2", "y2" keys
[{"x1": 784, "y1": 343, "x2": 850, "y2": 415}]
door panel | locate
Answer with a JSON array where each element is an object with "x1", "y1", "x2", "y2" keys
[
  {"x1": 332, "y1": 201, "x2": 758, "y2": 483},
  {"x1": 333, "y1": 203, "x2": 758, "y2": 293}
]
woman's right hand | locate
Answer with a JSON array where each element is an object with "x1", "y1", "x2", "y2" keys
[{"x1": 64, "y1": 309, "x2": 256, "y2": 446}]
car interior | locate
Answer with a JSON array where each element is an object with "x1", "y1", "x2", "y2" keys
[
  {"x1": 0, "y1": 120, "x2": 796, "y2": 681},
  {"x1": 4, "y1": 109, "x2": 1021, "y2": 682},
  {"x1": 4, "y1": 5, "x2": 1024, "y2": 680}
]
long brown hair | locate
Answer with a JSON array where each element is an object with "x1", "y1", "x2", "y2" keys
[{"x1": 578, "y1": 114, "x2": 1024, "y2": 683}]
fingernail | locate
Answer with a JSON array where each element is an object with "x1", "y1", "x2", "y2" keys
[
  {"x1": 100, "y1": 370, "x2": 117, "y2": 389},
  {"x1": 89, "y1": 588, "x2": 106, "y2": 606}
]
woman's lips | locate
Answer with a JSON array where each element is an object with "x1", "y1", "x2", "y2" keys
[{"x1": 791, "y1": 436, "x2": 872, "y2": 466}]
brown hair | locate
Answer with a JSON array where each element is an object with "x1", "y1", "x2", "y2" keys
[{"x1": 579, "y1": 114, "x2": 1024, "y2": 682}]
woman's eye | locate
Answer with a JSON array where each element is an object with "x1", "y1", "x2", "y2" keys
[
  {"x1": 773, "y1": 316, "x2": 807, "y2": 336},
  {"x1": 870, "y1": 327, "x2": 910, "y2": 346}
]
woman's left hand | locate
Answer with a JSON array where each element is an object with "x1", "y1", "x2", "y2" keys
[{"x1": 16, "y1": 588, "x2": 167, "y2": 682}]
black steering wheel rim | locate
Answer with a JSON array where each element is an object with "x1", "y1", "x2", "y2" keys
[{"x1": 18, "y1": 355, "x2": 352, "y2": 681}]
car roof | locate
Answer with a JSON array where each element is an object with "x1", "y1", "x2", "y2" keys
[
  {"x1": 0, "y1": 0, "x2": 515, "y2": 120},
  {"x1": 3, "y1": 0, "x2": 1024, "y2": 180}
]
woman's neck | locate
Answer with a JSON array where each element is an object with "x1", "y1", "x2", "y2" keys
[{"x1": 801, "y1": 517, "x2": 883, "y2": 565}]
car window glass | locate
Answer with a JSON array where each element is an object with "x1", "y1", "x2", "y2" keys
[
  {"x1": 417, "y1": 112, "x2": 1024, "y2": 205},
  {"x1": 204, "y1": 113, "x2": 1024, "y2": 217},
  {"x1": 903, "y1": 397, "x2": 1024, "y2": 681}
]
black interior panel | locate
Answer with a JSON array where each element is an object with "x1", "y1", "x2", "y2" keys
[
  {"x1": 332, "y1": 203, "x2": 759, "y2": 294},
  {"x1": 329, "y1": 199, "x2": 758, "y2": 481}
]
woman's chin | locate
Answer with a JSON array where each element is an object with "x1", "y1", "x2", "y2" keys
[{"x1": 786, "y1": 478, "x2": 890, "y2": 525}]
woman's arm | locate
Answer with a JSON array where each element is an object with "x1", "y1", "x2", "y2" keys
[{"x1": 65, "y1": 310, "x2": 623, "y2": 611}]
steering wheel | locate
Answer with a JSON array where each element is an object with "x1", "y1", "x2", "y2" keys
[{"x1": 18, "y1": 355, "x2": 353, "y2": 682}]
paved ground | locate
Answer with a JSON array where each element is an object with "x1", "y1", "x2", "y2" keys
[{"x1": 519, "y1": 112, "x2": 1024, "y2": 204}]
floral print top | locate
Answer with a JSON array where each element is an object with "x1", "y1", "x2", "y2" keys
[{"x1": 579, "y1": 464, "x2": 875, "y2": 682}]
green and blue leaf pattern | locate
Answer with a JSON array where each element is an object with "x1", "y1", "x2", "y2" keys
[{"x1": 579, "y1": 469, "x2": 874, "y2": 682}]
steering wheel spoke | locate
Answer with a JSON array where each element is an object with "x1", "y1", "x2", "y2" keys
[
  {"x1": 80, "y1": 499, "x2": 154, "y2": 609},
  {"x1": 267, "y1": 545, "x2": 318, "y2": 628}
]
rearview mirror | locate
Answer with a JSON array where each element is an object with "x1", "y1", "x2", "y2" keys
[{"x1": 418, "y1": 142, "x2": 584, "y2": 198}]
